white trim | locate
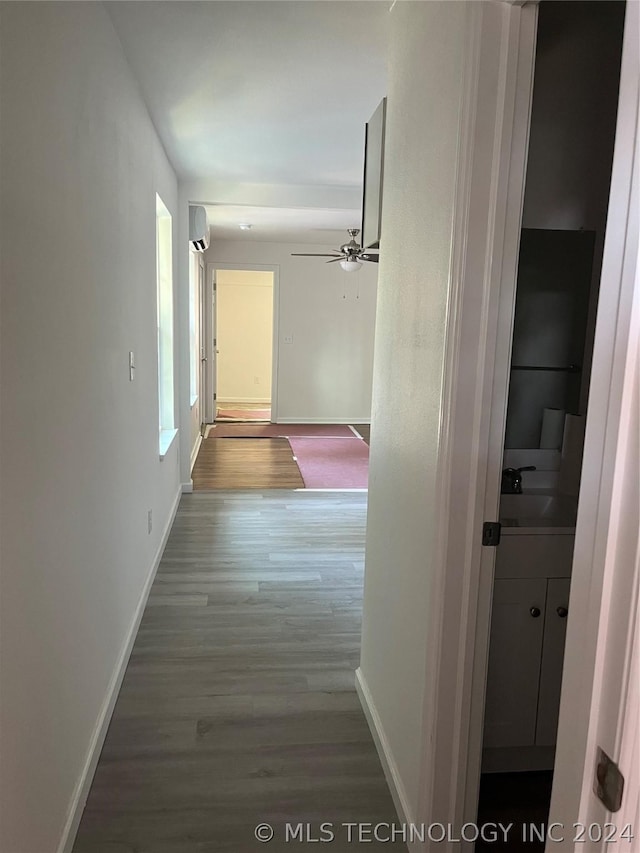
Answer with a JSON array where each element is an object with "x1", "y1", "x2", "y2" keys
[
  {"x1": 455, "y1": 4, "x2": 539, "y2": 840},
  {"x1": 181, "y1": 481, "x2": 194, "y2": 494},
  {"x1": 190, "y1": 433, "x2": 202, "y2": 474},
  {"x1": 396, "y1": 3, "x2": 538, "y2": 846},
  {"x1": 190, "y1": 394, "x2": 198, "y2": 408},
  {"x1": 159, "y1": 427, "x2": 178, "y2": 460},
  {"x1": 354, "y1": 669, "x2": 414, "y2": 834},
  {"x1": 57, "y1": 486, "x2": 182, "y2": 853}
]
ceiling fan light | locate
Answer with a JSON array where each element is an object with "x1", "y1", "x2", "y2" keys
[{"x1": 339, "y1": 259, "x2": 362, "y2": 272}]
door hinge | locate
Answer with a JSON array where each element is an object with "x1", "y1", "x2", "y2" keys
[
  {"x1": 214, "y1": 392, "x2": 217, "y2": 401},
  {"x1": 213, "y1": 338, "x2": 217, "y2": 347},
  {"x1": 482, "y1": 521, "x2": 502, "y2": 546},
  {"x1": 594, "y1": 747, "x2": 625, "y2": 812}
]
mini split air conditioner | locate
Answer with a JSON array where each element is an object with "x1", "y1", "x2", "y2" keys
[{"x1": 189, "y1": 205, "x2": 210, "y2": 252}]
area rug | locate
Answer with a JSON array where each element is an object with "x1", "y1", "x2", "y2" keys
[
  {"x1": 216, "y1": 407, "x2": 271, "y2": 422},
  {"x1": 287, "y1": 437, "x2": 369, "y2": 489},
  {"x1": 207, "y1": 423, "x2": 355, "y2": 439}
]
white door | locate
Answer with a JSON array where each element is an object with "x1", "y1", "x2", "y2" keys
[
  {"x1": 200, "y1": 265, "x2": 217, "y2": 424},
  {"x1": 208, "y1": 271, "x2": 220, "y2": 422},
  {"x1": 547, "y1": 2, "x2": 639, "y2": 846},
  {"x1": 198, "y1": 260, "x2": 207, "y2": 429}
]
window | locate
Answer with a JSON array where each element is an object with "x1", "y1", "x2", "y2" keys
[{"x1": 156, "y1": 194, "x2": 176, "y2": 457}]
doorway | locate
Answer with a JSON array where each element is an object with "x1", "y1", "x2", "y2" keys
[
  {"x1": 216, "y1": 269, "x2": 274, "y2": 421},
  {"x1": 475, "y1": 1, "x2": 626, "y2": 845},
  {"x1": 205, "y1": 265, "x2": 279, "y2": 424}
]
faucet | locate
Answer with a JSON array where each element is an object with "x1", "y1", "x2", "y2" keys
[{"x1": 501, "y1": 466, "x2": 536, "y2": 494}]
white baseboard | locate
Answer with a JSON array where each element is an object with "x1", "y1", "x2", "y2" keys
[
  {"x1": 355, "y1": 668, "x2": 416, "y2": 838},
  {"x1": 277, "y1": 418, "x2": 372, "y2": 425},
  {"x1": 57, "y1": 486, "x2": 182, "y2": 853},
  {"x1": 181, "y1": 481, "x2": 194, "y2": 493},
  {"x1": 190, "y1": 433, "x2": 203, "y2": 473}
]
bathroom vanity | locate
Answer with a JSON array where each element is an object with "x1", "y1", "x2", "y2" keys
[{"x1": 482, "y1": 491, "x2": 577, "y2": 773}]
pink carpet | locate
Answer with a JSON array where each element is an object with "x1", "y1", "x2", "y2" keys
[
  {"x1": 288, "y1": 437, "x2": 369, "y2": 489},
  {"x1": 207, "y1": 424, "x2": 355, "y2": 439}
]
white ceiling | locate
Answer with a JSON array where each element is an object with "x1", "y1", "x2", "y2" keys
[
  {"x1": 106, "y1": 2, "x2": 389, "y2": 191},
  {"x1": 203, "y1": 204, "x2": 360, "y2": 244}
]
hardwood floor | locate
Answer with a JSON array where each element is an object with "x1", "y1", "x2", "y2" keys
[
  {"x1": 193, "y1": 425, "x2": 371, "y2": 491},
  {"x1": 352, "y1": 425, "x2": 370, "y2": 445},
  {"x1": 73, "y1": 492, "x2": 404, "y2": 852},
  {"x1": 192, "y1": 438, "x2": 304, "y2": 490}
]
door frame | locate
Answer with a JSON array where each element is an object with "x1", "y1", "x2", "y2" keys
[
  {"x1": 204, "y1": 262, "x2": 280, "y2": 423},
  {"x1": 409, "y1": 3, "x2": 540, "y2": 845},
  {"x1": 410, "y1": 0, "x2": 638, "y2": 847}
]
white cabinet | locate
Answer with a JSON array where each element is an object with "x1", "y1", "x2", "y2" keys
[
  {"x1": 482, "y1": 535, "x2": 572, "y2": 771},
  {"x1": 536, "y1": 578, "x2": 571, "y2": 745},
  {"x1": 483, "y1": 578, "x2": 547, "y2": 749}
]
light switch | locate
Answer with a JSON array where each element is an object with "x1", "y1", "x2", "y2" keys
[{"x1": 284, "y1": 334, "x2": 294, "y2": 345}]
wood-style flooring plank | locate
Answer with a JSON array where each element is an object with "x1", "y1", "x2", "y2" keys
[
  {"x1": 73, "y1": 491, "x2": 405, "y2": 853},
  {"x1": 352, "y1": 424, "x2": 371, "y2": 445},
  {"x1": 192, "y1": 438, "x2": 304, "y2": 490}
]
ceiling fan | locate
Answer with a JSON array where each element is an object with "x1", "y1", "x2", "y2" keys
[{"x1": 291, "y1": 229, "x2": 379, "y2": 272}]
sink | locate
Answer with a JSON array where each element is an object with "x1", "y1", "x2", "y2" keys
[{"x1": 500, "y1": 493, "x2": 578, "y2": 527}]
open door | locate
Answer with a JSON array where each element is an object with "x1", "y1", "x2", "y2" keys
[
  {"x1": 198, "y1": 258, "x2": 207, "y2": 432},
  {"x1": 548, "y1": 3, "x2": 639, "y2": 843},
  {"x1": 462, "y1": 0, "x2": 637, "y2": 845}
]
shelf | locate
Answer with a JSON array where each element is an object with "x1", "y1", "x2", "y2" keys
[{"x1": 511, "y1": 364, "x2": 581, "y2": 374}]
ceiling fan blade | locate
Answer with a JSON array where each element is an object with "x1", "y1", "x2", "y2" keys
[
  {"x1": 360, "y1": 254, "x2": 380, "y2": 263},
  {"x1": 291, "y1": 253, "x2": 342, "y2": 257},
  {"x1": 326, "y1": 257, "x2": 344, "y2": 263}
]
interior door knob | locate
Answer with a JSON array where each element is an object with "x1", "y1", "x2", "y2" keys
[
  {"x1": 557, "y1": 606, "x2": 568, "y2": 618},
  {"x1": 529, "y1": 606, "x2": 541, "y2": 618}
]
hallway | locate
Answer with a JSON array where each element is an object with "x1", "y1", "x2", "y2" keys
[{"x1": 73, "y1": 491, "x2": 402, "y2": 852}]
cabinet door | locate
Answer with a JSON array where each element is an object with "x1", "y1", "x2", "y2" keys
[
  {"x1": 483, "y1": 578, "x2": 547, "y2": 748},
  {"x1": 535, "y1": 577, "x2": 571, "y2": 746}
]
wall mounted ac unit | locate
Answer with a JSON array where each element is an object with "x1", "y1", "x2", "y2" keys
[{"x1": 189, "y1": 205, "x2": 210, "y2": 252}]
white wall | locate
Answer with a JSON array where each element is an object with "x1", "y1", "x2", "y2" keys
[
  {"x1": 217, "y1": 270, "x2": 274, "y2": 403},
  {"x1": 205, "y1": 240, "x2": 378, "y2": 423},
  {"x1": 358, "y1": 0, "x2": 467, "y2": 824},
  {"x1": 0, "y1": 5, "x2": 181, "y2": 851}
]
